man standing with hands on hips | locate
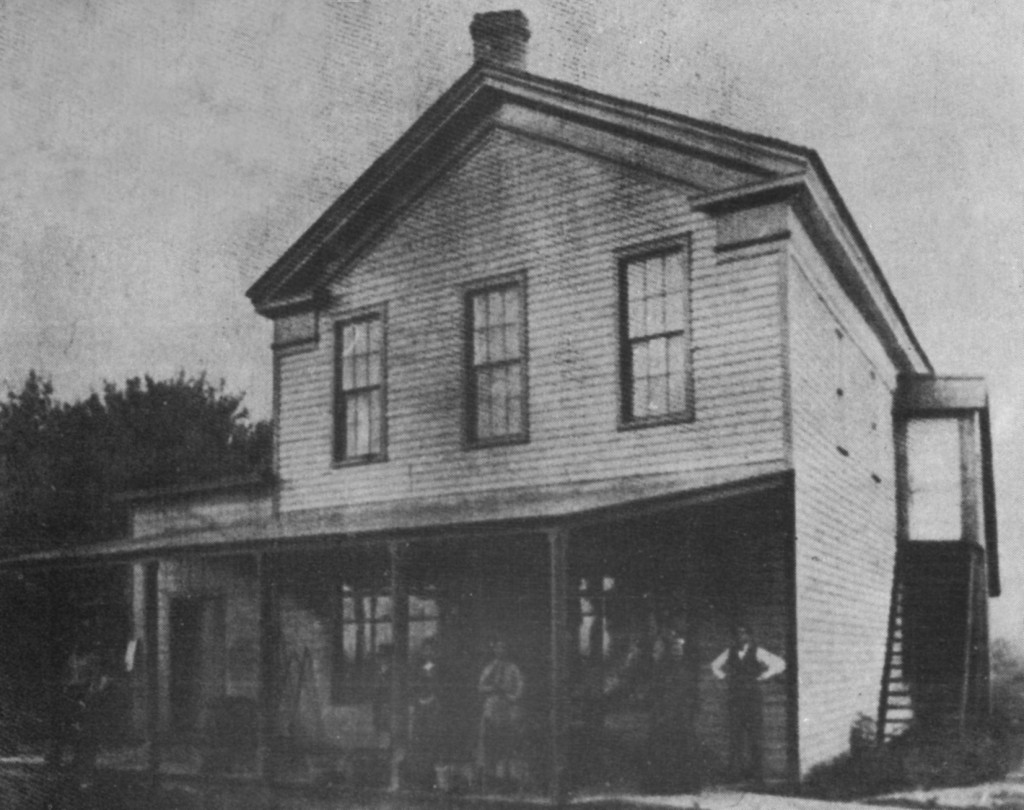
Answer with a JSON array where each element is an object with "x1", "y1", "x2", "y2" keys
[{"x1": 710, "y1": 623, "x2": 786, "y2": 784}]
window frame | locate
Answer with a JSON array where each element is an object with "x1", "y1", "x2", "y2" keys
[
  {"x1": 330, "y1": 579, "x2": 394, "y2": 706},
  {"x1": 463, "y1": 272, "x2": 529, "y2": 448},
  {"x1": 333, "y1": 306, "x2": 388, "y2": 466},
  {"x1": 617, "y1": 238, "x2": 694, "y2": 428}
]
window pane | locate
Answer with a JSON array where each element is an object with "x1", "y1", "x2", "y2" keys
[
  {"x1": 469, "y1": 282, "x2": 525, "y2": 441},
  {"x1": 645, "y1": 257, "x2": 665, "y2": 297},
  {"x1": 350, "y1": 322, "x2": 367, "y2": 355},
  {"x1": 342, "y1": 623, "x2": 358, "y2": 661},
  {"x1": 367, "y1": 390, "x2": 381, "y2": 454},
  {"x1": 504, "y1": 324, "x2": 520, "y2": 360},
  {"x1": 506, "y1": 364, "x2": 523, "y2": 434},
  {"x1": 346, "y1": 392, "x2": 371, "y2": 456},
  {"x1": 504, "y1": 287, "x2": 521, "y2": 326},
  {"x1": 409, "y1": 595, "x2": 439, "y2": 620},
  {"x1": 667, "y1": 339, "x2": 687, "y2": 412},
  {"x1": 375, "y1": 622, "x2": 393, "y2": 649},
  {"x1": 631, "y1": 341, "x2": 649, "y2": 379},
  {"x1": 489, "y1": 324, "x2": 506, "y2": 362},
  {"x1": 628, "y1": 298, "x2": 644, "y2": 339},
  {"x1": 474, "y1": 328, "x2": 488, "y2": 365},
  {"x1": 409, "y1": 620, "x2": 438, "y2": 654},
  {"x1": 665, "y1": 290, "x2": 686, "y2": 331},
  {"x1": 665, "y1": 252, "x2": 686, "y2": 293},
  {"x1": 475, "y1": 367, "x2": 492, "y2": 438},
  {"x1": 337, "y1": 315, "x2": 385, "y2": 459},
  {"x1": 473, "y1": 294, "x2": 487, "y2": 330},
  {"x1": 579, "y1": 615, "x2": 594, "y2": 656},
  {"x1": 488, "y1": 290, "x2": 503, "y2": 327},
  {"x1": 648, "y1": 375, "x2": 668, "y2": 415},
  {"x1": 644, "y1": 292, "x2": 665, "y2": 335},
  {"x1": 340, "y1": 362, "x2": 353, "y2": 391},
  {"x1": 648, "y1": 337, "x2": 668, "y2": 375},
  {"x1": 489, "y1": 367, "x2": 509, "y2": 436},
  {"x1": 622, "y1": 250, "x2": 689, "y2": 421},
  {"x1": 367, "y1": 350, "x2": 381, "y2": 386},
  {"x1": 631, "y1": 376, "x2": 649, "y2": 418},
  {"x1": 345, "y1": 397, "x2": 357, "y2": 455}
]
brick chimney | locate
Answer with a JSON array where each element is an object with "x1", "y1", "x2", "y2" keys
[{"x1": 470, "y1": 10, "x2": 530, "y2": 71}]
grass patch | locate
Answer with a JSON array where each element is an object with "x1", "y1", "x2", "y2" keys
[{"x1": 804, "y1": 640, "x2": 1024, "y2": 800}]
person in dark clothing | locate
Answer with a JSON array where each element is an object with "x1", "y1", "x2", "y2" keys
[
  {"x1": 48, "y1": 636, "x2": 115, "y2": 789},
  {"x1": 407, "y1": 637, "x2": 443, "y2": 787},
  {"x1": 645, "y1": 612, "x2": 701, "y2": 794},
  {"x1": 710, "y1": 623, "x2": 785, "y2": 783}
]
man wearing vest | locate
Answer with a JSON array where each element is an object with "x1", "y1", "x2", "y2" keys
[{"x1": 710, "y1": 623, "x2": 785, "y2": 783}]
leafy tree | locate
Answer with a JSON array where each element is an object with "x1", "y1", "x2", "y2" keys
[{"x1": 0, "y1": 370, "x2": 271, "y2": 552}]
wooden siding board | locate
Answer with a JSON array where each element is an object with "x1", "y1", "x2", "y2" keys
[
  {"x1": 789, "y1": 226, "x2": 898, "y2": 776},
  {"x1": 275, "y1": 128, "x2": 787, "y2": 519}
]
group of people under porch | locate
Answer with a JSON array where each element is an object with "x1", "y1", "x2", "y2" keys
[
  {"x1": 403, "y1": 616, "x2": 785, "y2": 794},
  {"x1": 636, "y1": 615, "x2": 786, "y2": 792},
  {"x1": 51, "y1": 614, "x2": 785, "y2": 796}
]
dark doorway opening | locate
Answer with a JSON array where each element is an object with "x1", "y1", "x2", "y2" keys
[{"x1": 169, "y1": 596, "x2": 224, "y2": 734}]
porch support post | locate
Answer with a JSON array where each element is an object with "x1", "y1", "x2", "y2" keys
[
  {"x1": 388, "y1": 540, "x2": 409, "y2": 791},
  {"x1": 258, "y1": 552, "x2": 280, "y2": 782},
  {"x1": 45, "y1": 570, "x2": 59, "y2": 758},
  {"x1": 144, "y1": 561, "x2": 161, "y2": 783},
  {"x1": 548, "y1": 526, "x2": 569, "y2": 806},
  {"x1": 782, "y1": 476, "x2": 801, "y2": 785}
]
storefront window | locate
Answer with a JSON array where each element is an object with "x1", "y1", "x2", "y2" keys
[
  {"x1": 578, "y1": 577, "x2": 614, "y2": 660},
  {"x1": 331, "y1": 548, "x2": 392, "y2": 706}
]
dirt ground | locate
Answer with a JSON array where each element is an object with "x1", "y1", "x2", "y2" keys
[
  {"x1": 2, "y1": 759, "x2": 1024, "y2": 810},
  {"x1": 3, "y1": 769, "x2": 1024, "y2": 810}
]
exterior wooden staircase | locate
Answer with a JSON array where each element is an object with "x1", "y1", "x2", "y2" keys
[
  {"x1": 877, "y1": 544, "x2": 984, "y2": 745},
  {"x1": 877, "y1": 551, "x2": 912, "y2": 744}
]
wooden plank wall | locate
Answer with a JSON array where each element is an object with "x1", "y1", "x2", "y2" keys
[
  {"x1": 787, "y1": 221, "x2": 899, "y2": 775},
  {"x1": 155, "y1": 556, "x2": 260, "y2": 729},
  {"x1": 132, "y1": 491, "x2": 274, "y2": 538},
  {"x1": 275, "y1": 126, "x2": 788, "y2": 517}
]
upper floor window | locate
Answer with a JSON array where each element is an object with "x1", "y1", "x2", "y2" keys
[
  {"x1": 466, "y1": 277, "x2": 527, "y2": 445},
  {"x1": 620, "y1": 244, "x2": 692, "y2": 424},
  {"x1": 334, "y1": 313, "x2": 385, "y2": 463}
]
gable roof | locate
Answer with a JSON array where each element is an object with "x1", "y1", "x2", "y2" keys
[{"x1": 247, "y1": 61, "x2": 931, "y2": 373}]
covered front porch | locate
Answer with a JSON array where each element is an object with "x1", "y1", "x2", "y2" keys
[{"x1": 1, "y1": 473, "x2": 798, "y2": 802}]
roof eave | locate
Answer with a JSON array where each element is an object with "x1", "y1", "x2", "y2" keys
[
  {"x1": 694, "y1": 171, "x2": 931, "y2": 375},
  {"x1": 247, "y1": 64, "x2": 818, "y2": 314}
]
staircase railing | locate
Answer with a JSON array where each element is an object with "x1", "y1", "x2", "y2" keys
[{"x1": 877, "y1": 547, "x2": 912, "y2": 744}]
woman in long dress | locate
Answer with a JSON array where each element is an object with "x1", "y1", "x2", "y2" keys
[{"x1": 476, "y1": 639, "x2": 524, "y2": 791}]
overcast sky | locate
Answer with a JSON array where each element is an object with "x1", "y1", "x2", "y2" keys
[{"x1": 1, "y1": 0, "x2": 1022, "y2": 638}]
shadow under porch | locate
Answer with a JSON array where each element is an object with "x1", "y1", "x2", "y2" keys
[{"x1": 3, "y1": 473, "x2": 799, "y2": 803}]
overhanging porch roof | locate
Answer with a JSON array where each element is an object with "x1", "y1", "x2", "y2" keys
[{"x1": 0, "y1": 468, "x2": 793, "y2": 569}]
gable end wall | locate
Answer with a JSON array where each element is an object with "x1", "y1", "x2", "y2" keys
[
  {"x1": 787, "y1": 218, "x2": 899, "y2": 775},
  {"x1": 274, "y1": 127, "x2": 788, "y2": 520}
]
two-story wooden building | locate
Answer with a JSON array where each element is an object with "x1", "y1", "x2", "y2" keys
[{"x1": 9, "y1": 10, "x2": 998, "y2": 801}]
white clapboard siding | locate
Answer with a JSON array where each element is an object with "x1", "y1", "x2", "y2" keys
[
  {"x1": 788, "y1": 220, "x2": 898, "y2": 775},
  {"x1": 276, "y1": 126, "x2": 787, "y2": 516}
]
